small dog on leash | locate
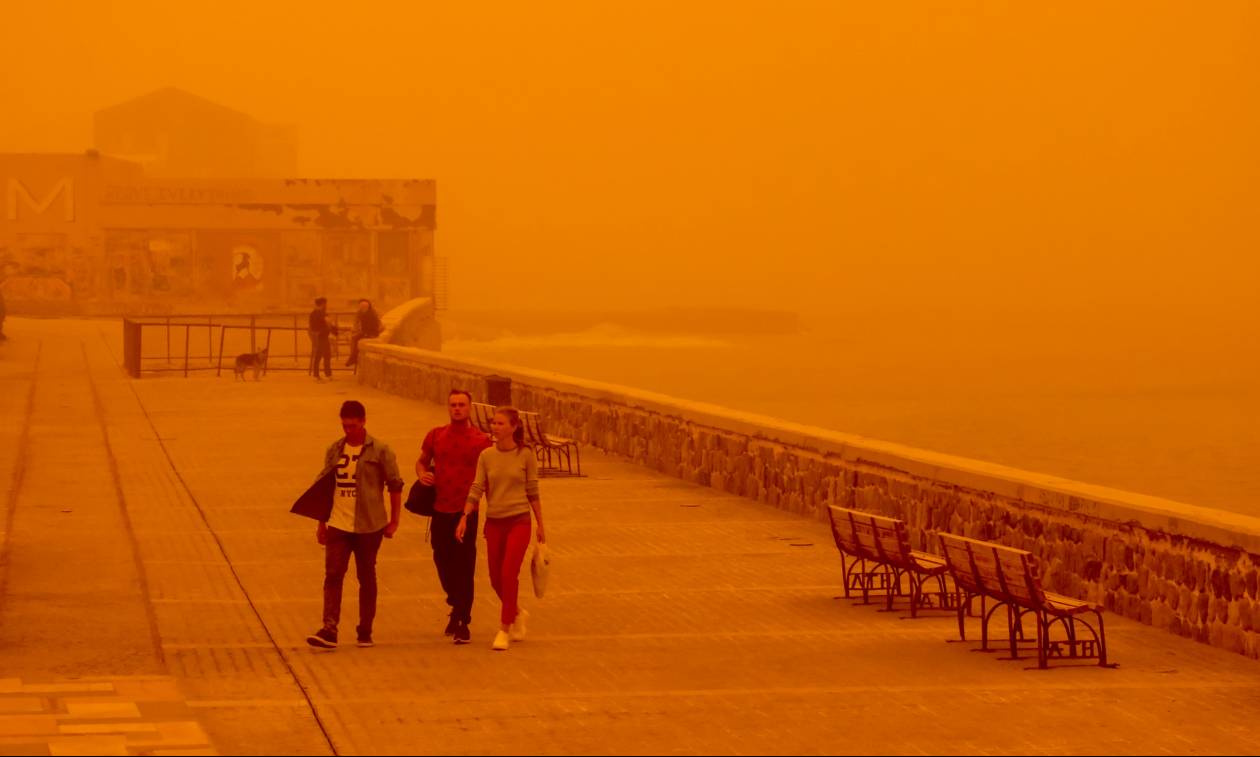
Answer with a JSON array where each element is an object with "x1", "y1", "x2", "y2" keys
[{"x1": 233, "y1": 347, "x2": 269, "y2": 381}]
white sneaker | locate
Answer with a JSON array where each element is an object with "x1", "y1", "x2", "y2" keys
[
  {"x1": 492, "y1": 630, "x2": 510, "y2": 651},
  {"x1": 509, "y1": 608, "x2": 529, "y2": 641}
]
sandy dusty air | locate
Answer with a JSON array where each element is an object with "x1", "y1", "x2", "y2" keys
[
  {"x1": 1, "y1": 1, "x2": 1260, "y2": 755},
  {"x1": 12, "y1": 1, "x2": 1239, "y2": 509}
]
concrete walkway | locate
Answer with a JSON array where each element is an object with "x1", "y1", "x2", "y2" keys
[{"x1": 2, "y1": 317, "x2": 1260, "y2": 755}]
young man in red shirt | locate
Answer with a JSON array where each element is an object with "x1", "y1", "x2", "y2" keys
[{"x1": 416, "y1": 389, "x2": 492, "y2": 644}]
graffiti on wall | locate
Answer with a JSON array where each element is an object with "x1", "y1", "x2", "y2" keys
[
  {"x1": 281, "y1": 230, "x2": 320, "y2": 308},
  {"x1": 231, "y1": 245, "x2": 264, "y2": 291},
  {"x1": 195, "y1": 230, "x2": 280, "y2": 304},
  {"x1": 2, "y1": 227, "x2": 426, "y2": 313},
  {"x1": 105, "y1": 231, "x2": 195, "y2": 301},
  {"x1": 322, "y1": 231, "x2": 371, "y2": 305},
  {"x1": 0, "y1": 234, "x2": 74, "y2": 306}
]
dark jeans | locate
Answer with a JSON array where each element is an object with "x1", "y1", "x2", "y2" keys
[
  {"x1": 347, "y1": 334, "x2": 365, "y2": 366},
  {"x1": 322, "y1": 526, "x2": 385, "y2": 635},
  {"x1": 431, "y1": 511, "x2": 478, "y2": 623},
  {"x1": 309, "y1": 333, "x2": 332, "y2": 377}
]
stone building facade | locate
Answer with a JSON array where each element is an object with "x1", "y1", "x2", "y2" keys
[{"x1": 0, "y1": 152, "x2": 436, "y2": 315}]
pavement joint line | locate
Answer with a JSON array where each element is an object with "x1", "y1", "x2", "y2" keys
[
  {"x1": 161, "y1": 644, "x2": 277, "y2": 650},
  {"x1": 117, "y1": 350, "x2": 340, "y2": 757},
  {"x1": 157, "y1": 626, "x2": 953, "y2": 649},
  {"x1": 0, "y1": 339, "x2": 40, "y2": 621},
  {"x1": 83, "y1": 340, "x2": 168, "y2": 671},
  {"x1": 274, "y1": 679, "x2": 1260, "y2": 705},
  {"x1": 149, "y1": 585, "x2": 848, "y2": 604},
  {"x1": 187, "y1": 700, "x2": 310, "y2": 709}
]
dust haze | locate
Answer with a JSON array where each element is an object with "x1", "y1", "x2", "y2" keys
[{"x1": 3, "y1": 1, "x2": 1257, "y2": 509}]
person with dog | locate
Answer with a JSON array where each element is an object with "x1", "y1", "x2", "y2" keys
[
  {"x1": 308, "y1": 296, "x2": 337, "y2": 381},
  {"x1": 416, "y1": 389, "x2": 492, "y2": 644},
  {"x1": 306, "y1": 400, "x2": 404, "y2": 649},
  {"x1": 346, "y1": 298, "x2": 382, "y2": 367},
  {"x1": 457, "y1": 406, "x2": 545, "y2": 651}
]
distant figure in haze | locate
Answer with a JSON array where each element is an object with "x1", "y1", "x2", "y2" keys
[
  {"x1": 0, "y1": 289, "x2": 6, "y2": 341},
  {"x1": 308, "y1": 297, "x2": 337, "y2": 381},
  {"x1": 346, "y1": 298, "x2": 382, "y2": 367}
]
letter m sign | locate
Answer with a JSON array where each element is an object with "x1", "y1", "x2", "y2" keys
[{"x1": 7, "y1": 178, "x2": 75, "y2": 221}]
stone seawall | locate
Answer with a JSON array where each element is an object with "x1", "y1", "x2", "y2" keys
[{"x1": 359, "y1": 340, "x2": 1260, "y2": 659}]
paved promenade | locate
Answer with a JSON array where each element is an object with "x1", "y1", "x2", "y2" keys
[{"x1": 2, "y1": 317, "x2": 1260, "y2": 755}]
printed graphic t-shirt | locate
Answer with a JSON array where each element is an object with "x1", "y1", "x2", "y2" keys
[{"x1": 328, "y1": 443, "x2": 363, "y2": 532}]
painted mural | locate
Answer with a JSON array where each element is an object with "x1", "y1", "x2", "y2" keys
[{"x1": 0, "y1": 154, "x2": 435, "y2": 314}]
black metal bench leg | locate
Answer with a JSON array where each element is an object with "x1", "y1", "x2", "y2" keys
[
  {"x1": 883, "y1": 569, "x2": 898, "y2": 612},
  {"x1": 1065, "y1": 615, "x2": 1078, "y2": 658},
  {"x1": 1037, "y1": 611, "x2": 1048, "y2": 669},
  {"x1": 980, "y1": 596, "x2": 991, "y2": 651},
  {"x1": 1006, "y1": 606, "x2": 1020, "y2": 660},
  {"x1": 1096, "y1": 611, "x2": 1110, "y2": 667},
  {"x1": 839, "y1": 553, "x2": 853, "y2": 600}
]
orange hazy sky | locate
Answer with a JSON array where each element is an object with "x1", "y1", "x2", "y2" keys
[{"x1": 3, "y1": 1, "x2": 1258, "y2": 313}]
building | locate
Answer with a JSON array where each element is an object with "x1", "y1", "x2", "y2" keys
[
  {"x1": 0, "y1": 152, "x2": 437, "y2": 315},
  {"x1": 94, "y1": 88, "x2": 298, "y2": 178}
]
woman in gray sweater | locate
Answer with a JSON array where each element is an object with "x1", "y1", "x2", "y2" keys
[{"x1": 456, "y1": 406, "x2": 546, "y2": 651}]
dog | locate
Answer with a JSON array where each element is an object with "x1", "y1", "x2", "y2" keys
[{"x1": 233, "y1": 347, "x2": 269, "y2": 381}]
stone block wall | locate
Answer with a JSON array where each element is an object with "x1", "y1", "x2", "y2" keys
[{"x1": 359, "y1": 340, "x2": 1260, "y2": 659}]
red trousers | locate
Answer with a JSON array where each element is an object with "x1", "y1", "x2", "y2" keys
[{"x1": 483, "y1": 513, "x2": 531, "y2": 626}]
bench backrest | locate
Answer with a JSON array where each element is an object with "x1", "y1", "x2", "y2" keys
[
  {"x1": 938, "y1": 533, "x2": 1045, "y2": 608},
  {"x1": 520, "y1": 411, "x2": 546, "y2": 446},
  {"x1": 827, "y1": 506, "x2": 915, "y2": 568},
  {"x1": 471, "y1": 403, "x2": 496, "y2": 434}
]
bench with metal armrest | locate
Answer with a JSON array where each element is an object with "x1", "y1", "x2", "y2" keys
[
  {"x1": 826, "y1": 505, "x2": 956, "y2": 617},
  {"x1": 521, "y1": 410, "x2": 582, "y2": 476},
  {"x1": 471, "y1": 402, "x2": 582, "y2": 476},
  {"x1": 938, "y1": 532, "x2": 1115, "y2": 669}
]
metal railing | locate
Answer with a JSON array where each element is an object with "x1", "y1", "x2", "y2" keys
[{"x1": 121, "y1": 312, "x2": 359, "y2": 378}]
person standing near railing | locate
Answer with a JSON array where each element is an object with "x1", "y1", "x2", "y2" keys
[
  {"x1": 308, "y1": 297, "x2": 337, "y2": 381},
  {"x1": 346, "y1": 298, "x2": 381, "y2": 368}
]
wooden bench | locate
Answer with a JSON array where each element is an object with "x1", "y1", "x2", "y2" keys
[
  {"x1": 521, "y1": 410, "x2": 582, "y2": 476},
  {"x1": 471, "y1": 402, "x2": 582, "y2": 476},
  {"x1": 826, "y1": 506, "x2": 955, "y2": 618},
  {"x1": 471, "y1": 402, "x2": 497, "y2": 438},
  {"x1": 938, "y1": 532, "x2": 1114, "y2": 669}
]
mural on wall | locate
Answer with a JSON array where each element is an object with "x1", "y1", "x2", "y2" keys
[
  {"x1": 2, "y1": 226, "x2": 428, "y2": 314},
  {"x1": 0, "y1": 155, "x2": 434, "y2": 314},
  {"x1": 68, "y1": 237, "x2": 102, "y2": 301},
  {"x1": 231, "y1": 244, "x2": 264, "y2": 291},
  {"x1": 281, "y1": 230, "x2": 321, "y2": 308},
  {"x1": 376, "y1": 230, "x2": 413, "y2": 307},
  {"x1": 196, "y1": 230, "x2": 280, "y2": 306},
  {"x1": 0, "y1": 234, "x2": 73, "y2": 308},
  {"x1": 104, "y1": 231, "x2": 194, "y2": 304},
  {"x1": 322, "y1": 231, "x2": 371, "y2": 306}
]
